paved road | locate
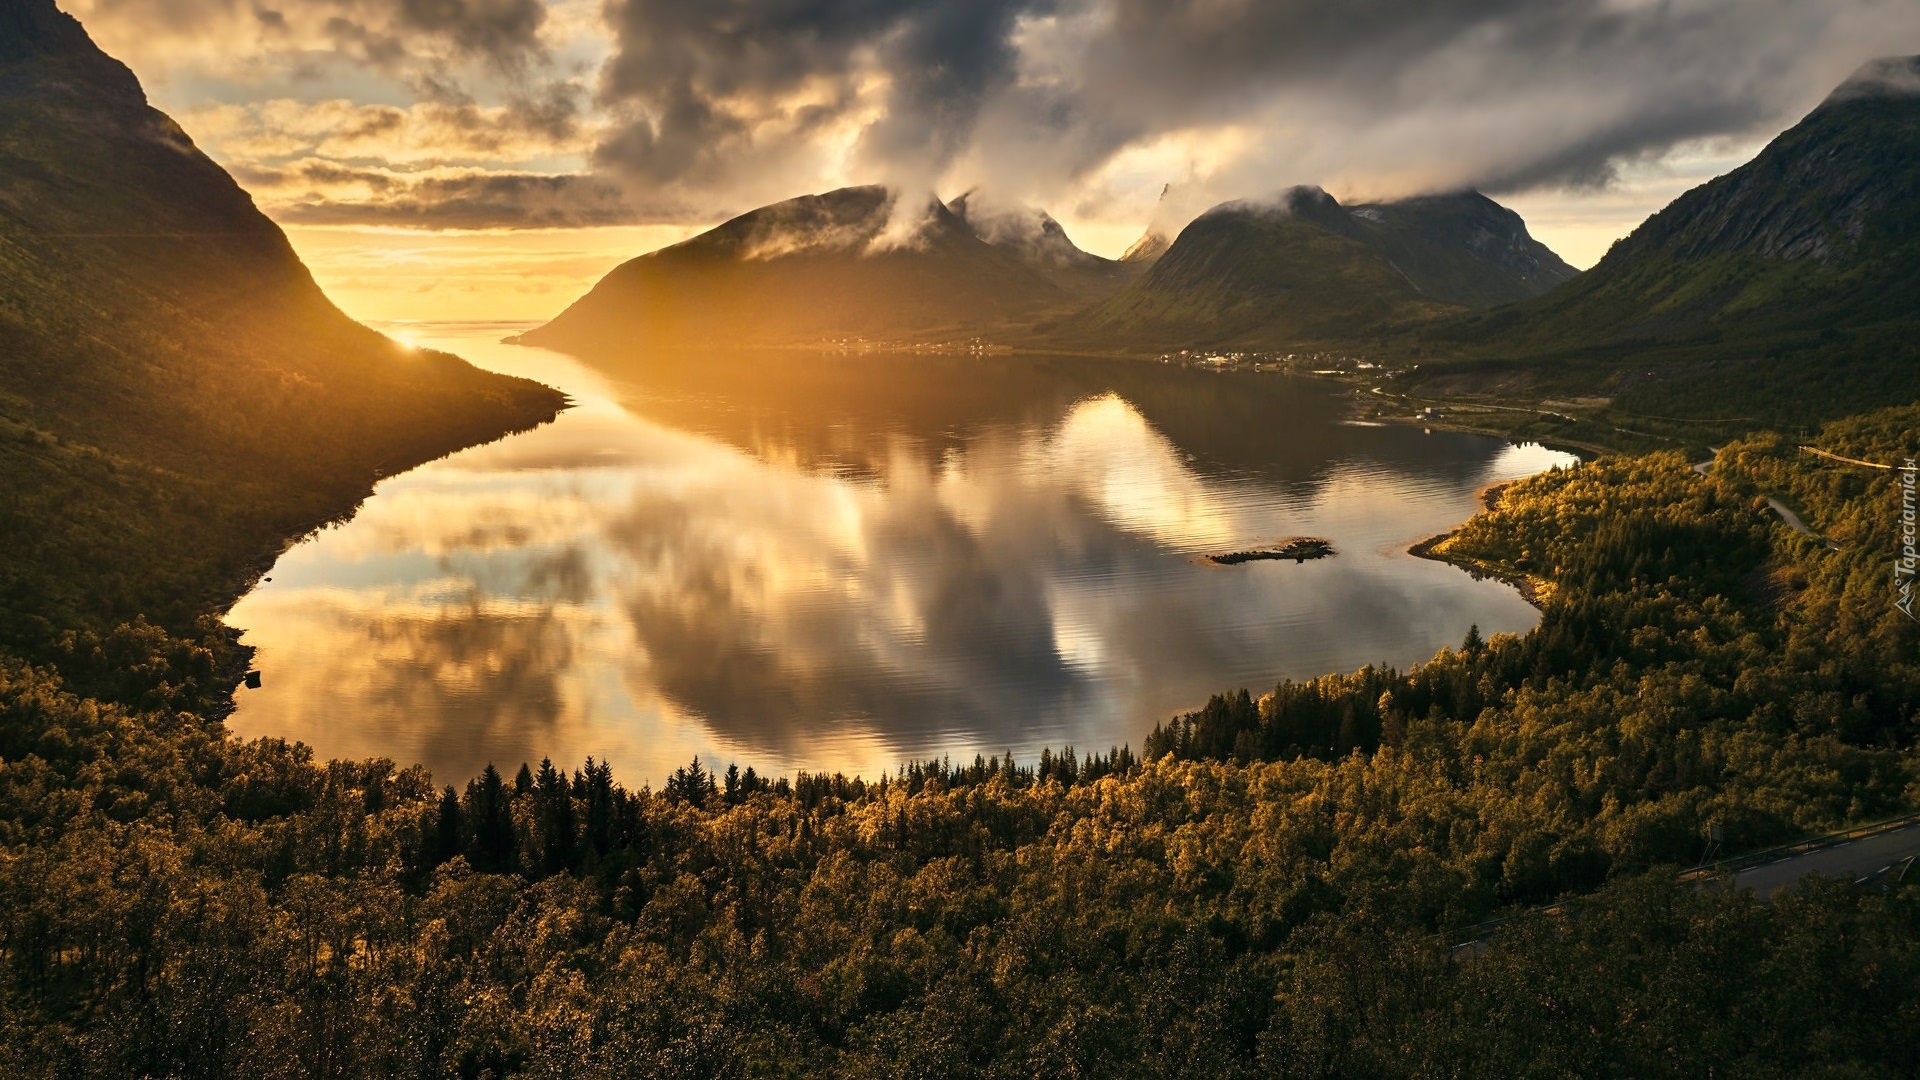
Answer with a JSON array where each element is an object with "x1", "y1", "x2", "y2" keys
[
  {"x1": 1763, "y1": 497, "x2": 1816, "y2": 538},
  {"x1": 1692, "y1": 454, "x2": 1840, "y2": 549},
  {"x1": 1729, "y1": 821, "x2": 1920, "y2": 897}
]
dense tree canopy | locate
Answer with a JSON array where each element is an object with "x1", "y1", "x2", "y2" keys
[{"x1": 2, "y1": 409, "x2": 1918, "y2": 1076}]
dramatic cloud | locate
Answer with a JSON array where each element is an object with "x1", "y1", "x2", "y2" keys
[
  {"x1": 72, "y1": 0, "x2": 556, "y2": 85},
  {"x1": 588, "y1": 0, "x2": 1920, "y2": 228},
  {"x1": 236, "y1": 164, "x2": 639, "y2": 228},
  {"x1": 76, "y1": 0, "x2": 1920, "y2": 234},
  {"x1": 183, "y1": 93, "x2": 587, "y2": 165}
]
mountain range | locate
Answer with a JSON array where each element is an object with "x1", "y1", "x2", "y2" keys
[
  {"x1": 522, "y1": 180, "x2": 1578, "y2": 356},
  {"x1": 6, "y1": 0, "x2": 1917, "y2": 514},
  {"x1": 522, "y1": 49, "x2": 1918, "y2": 433},
  {"x1": 1060, "y1": 187, "x2": 1578, "y2": 350}
]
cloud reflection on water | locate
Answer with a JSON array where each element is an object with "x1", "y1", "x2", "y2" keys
[{"x1": 228, "y1": 331, "x2": 1574, "y2": 787}]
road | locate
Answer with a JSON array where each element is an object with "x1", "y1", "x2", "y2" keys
[
  {"x1": 1763, "y1": 497, "x2": 1817, "y2": 538},
  {"x1": 1693, "y1": 453, "x2": 1839, "y2": 549},
  {"x1": 1450, "y1": 819, "x2": 1920, "y2": 957},
  {"x1": 1726, "y1": 821, "x2": 1920, "y2": 897}
]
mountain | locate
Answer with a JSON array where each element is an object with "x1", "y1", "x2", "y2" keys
[
  {"x1": 945, "y1": 190, "x2": 1143, "y2": 303},
  {"x1": 1423, "y1": 55, "x2": 1920, "y2": 421},
  {"x1": 517, "y1": 186, "x2": 1086, "y2": 353},
  {"x1": 0, "y1": 0, "x2": 562, "y2": 657},
  {"x1": 1120, "y1": 229, "x2": 1172, "y2": 264},
  {"x1": 1062, "y1": 187, "x2": 1576, "y2": 350}
]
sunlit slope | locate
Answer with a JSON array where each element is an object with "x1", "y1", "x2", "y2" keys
[
  {"x1": 1420, "y1": 56, "x2": 1920, "y2": 419},
  {"x1": 519, "y1": 186, "x2": 1085, "y2": 352},
  {"x1": 0, "y1": 0, "x2": 563, "y2": 653},
  {"x1": 1061, "y1": 188, "x2": 1576, "y2": 351}
]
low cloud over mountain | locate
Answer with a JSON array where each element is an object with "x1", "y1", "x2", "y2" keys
[{"x1": 70, "y1": 0, "x2": 1920, "y2": 233}]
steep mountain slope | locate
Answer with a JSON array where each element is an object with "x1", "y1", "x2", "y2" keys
[
  {"x1": 1423, "y1": 55, "x2": 1920, "y2": 420},
  {"x1": 518, "y1": 186, "x2": 1077, "y2": 353},
  {"x1": 0, "y1": 0, "x2": 562, "y2": 656},
  {"x1": 1120, "y1": 229, "x2": 1172, "y2": 264},
  {"x1": 1064, "y1": 187, "x2": 1575, "y2": 351},
  {"x1": 945, "y1": 190, "x2": 1143, "y2": 304}
]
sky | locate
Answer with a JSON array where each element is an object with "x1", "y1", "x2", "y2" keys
[{"x1": 66, "y1": 0, "x2": 1920, "y2": 324}]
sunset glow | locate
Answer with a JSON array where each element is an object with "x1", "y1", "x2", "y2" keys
[{"x1": 61, "y1": 0, "x2": 1920, "y2": 320}]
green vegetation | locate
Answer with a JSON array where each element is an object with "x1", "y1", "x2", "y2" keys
[
  {"x1": 4, "y1": 7, "x2": 1919, "y2": 1073},
  {"x1": 1403, "y1": 78, "x2": 1920, "y2": 434},
  {"x1": 1060, "y1": 188, "x2": 1573, "y2": 353},
  {"x1": 4, "y1": 404, "x2": 1917, "y2": 1075},
  {"x1": 1207, "y1": 537, "x2": 1335, "y2": 565}
]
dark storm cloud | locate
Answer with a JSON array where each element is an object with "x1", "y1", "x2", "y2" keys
[
  {"x1": 89, "y1": 0, "x2": 1920, "y2": 228},
  {"x1": 1060, "y1": 0, "x2": 1852, "y2": 192},
  {"x1": 590, "y1": 0, "x2": 1041, "y2": 200},
  {"x1": 394, "y1": 0, "x2": 546, "y2": 70},
  {"x1": 586, "y1": 0, "x2": 1919, "y2": 221}
]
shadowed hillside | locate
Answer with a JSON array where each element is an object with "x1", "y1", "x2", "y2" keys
[
  {"x1": 1415, "y1": 55, "x2": 1920, "y2": 425},
  {"x1": 0, "y1": 0, "x2": 563, "y2": 661},
  {"x1": 518, "y1": 186, "x2": 1087, "y2": 353},
  {"x1": 1061, "y1": 187, "x2": 1576, "y2": 351}
]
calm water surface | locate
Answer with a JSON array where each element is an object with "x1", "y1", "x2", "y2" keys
[{"x1": 226, "y1": 324, "x2": 1576, "y2": 786}]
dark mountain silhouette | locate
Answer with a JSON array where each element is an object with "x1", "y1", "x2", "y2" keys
[
  {"x1": 1412, "y1": 55, "x2": 1920, "y2": 424},
  {"x1": 1436, "y1": 56, "x2": 1920, "y2": 360},
  {"x1": 1062, "y1": 187, "x2": 1575, "y2": 350},
  {"x1": 0, "y1": 0, "x2": 562, "y2": 652},
  {"x1": 518, "y1": 186, "x2": 1087, "y2": 353}
]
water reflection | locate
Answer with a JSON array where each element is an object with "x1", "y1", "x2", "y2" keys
[{"x1": 227, "y1": 325, "x2": 1576, "y2": 787}]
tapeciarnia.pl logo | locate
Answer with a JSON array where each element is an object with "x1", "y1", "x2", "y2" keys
[{"x1": 1899, "y1": 458, "x2": 1917, "y2": 622}]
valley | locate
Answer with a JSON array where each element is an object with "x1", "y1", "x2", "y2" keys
[{"x1": 1, "y1": 1, "x2": 1917, "y2": 1073}]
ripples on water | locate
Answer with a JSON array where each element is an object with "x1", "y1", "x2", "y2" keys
[{"x1": 226, "y1": 324, "x2": 1577, "y2": 787}]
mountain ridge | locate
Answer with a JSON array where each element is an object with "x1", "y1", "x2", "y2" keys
[
  {"x1": 1414, "y1": 53, "x2": 1920, "y2": 425},
  {"x1": 519, "y1": 185, "x2": 1105, "y2": 353},
  {"x1": 1057, "y1": 186, "x2": 1576, "y2": 351},
  {"x1": 946, "y1": 189, "x2": 1145, "y2": 303},
  {"x1": 0, "y1": 0, "x2": 564, "y2": 655}
]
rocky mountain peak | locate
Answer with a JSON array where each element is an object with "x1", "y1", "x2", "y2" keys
[
  {"x1": 1820, "y1": 55, "x2": 1920, "y2": 108},
  {"x1": 0, "y1": 0, "x2": 143, "y2": 102}
]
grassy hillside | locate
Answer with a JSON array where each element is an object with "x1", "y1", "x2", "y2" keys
[{"x1": 1060, "y1": 188, "x2": 1575, "y2": 352}]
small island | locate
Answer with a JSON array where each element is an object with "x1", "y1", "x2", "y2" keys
[{"x1": 1206, "y1": 537, "x2": 1336, "y2": 565}]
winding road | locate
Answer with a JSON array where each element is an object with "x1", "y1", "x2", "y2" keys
[{"x1": 1693, "y1": 452, "x2": 1838, "y2": 548}]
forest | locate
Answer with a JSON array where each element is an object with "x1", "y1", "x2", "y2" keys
[{"x1": 1, "y1": 401, "x2": 1917, "y2": 1075}]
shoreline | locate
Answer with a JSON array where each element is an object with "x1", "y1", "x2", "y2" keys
[
  {"x1": 214, "y1": 394, "x2": 568, "y2": 714},
  {"x1": 1408, "y1": 481, "x2": 1556, "y2": 611},
  {"x1": 1408, "y1": 532, "x2": 1550, "y2": 611}
]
